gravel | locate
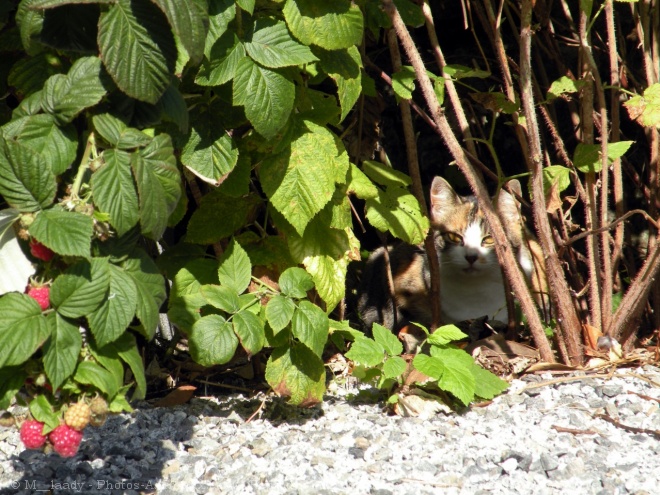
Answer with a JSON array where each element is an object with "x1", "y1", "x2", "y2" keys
[{"x1": 2, "y1": 366, "x2": 660, "y2": 494}]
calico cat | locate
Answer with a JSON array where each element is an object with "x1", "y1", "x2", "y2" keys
[{"x1": 357, "y1": 176, "x2": 547, "y2": 333}]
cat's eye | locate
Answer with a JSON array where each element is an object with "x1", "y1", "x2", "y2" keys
[
  {"x1": 482, "y1": 235, "x2": 495, "y2": 247},
  {"x1": 444, "y1": 232, "x2": 463, "y2": 244}
]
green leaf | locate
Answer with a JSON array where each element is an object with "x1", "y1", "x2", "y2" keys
[
  {"x1": 196, "y1": 32, "x2": 245, "y2": 86},
  {"x1": 233, "y1": 310, "x2": 265, "y2": 356},
  {"x1": 435, "y1": 348, "x2": 476, "y2": 406},
  {"x1": 372, "y1": 323, "x2": 403, "y2": 356},
  {"x1": 546, "y1": 75, "x2": 586, "y2": 100},
  {"x1": 0, "y1": 293, "x2": 50, "y2": 368},
  {"x1": 98, "y1": 0, "x2": 176, "y2": 104},
  {"x1": 300, "y1": 253, "x2": 348, "y2": 311},
  {"x1": 412, "y1": 354, "x2": 444, "y2": 380},
  {"x1": 233, "y1": 57, "x2": 294, "y2": 139},
  {"x1": 92, "y1": 149, "x2": 140, "y2": 236},
  {"x1": 427, "y1": 324, "x2": 468, "y2": 346},
  {"x1": 122, "y1": 250, "x2": 166, "y2": 338},
  {"x1": 92, "y1": 113, "x2": 152, "y2": 149},
  {"x1": 265, "y1": 342, "x2": 325, "y2": 406},
  {"x1": 29, "y1": 394, "x2": 59, "y2": 432},
  {"x1": 391, "y1": 65, "x2": 416, "y2": 100},
  {"x1": 8, "y1": 53, "x2": 62, "y2": 98},
  {"x1": 29, "y1": 208, "x2": 94, "y2": 257},
  {"x1": 444, "y1": 64, "x2": 490, "y2": 80},
  {"x1": 313, "y1": 45, "x2": 361, "y2": 122},
  {"x1": 362, "y1": 160, "x2": 411, "y2": 187},
  {"x1": 279, "y1": 267, "x2": 314, "y2": 298},
  {"x1": 283, "y1": 0, "x2": 363, "y2": 50},
  {"x1": 607, "y1": 141, "x2": 634, "y2": 161},
  {"x1": 471, "y1": 363, "x2": 508, "y2": 399},
  {"x1": 296, "y1": 86, "x2": 341, "y2": 126},
  {"x1": 346, "y1": 336, "x2": 385, "y2": 367},
  {"x1": 170, "y1": 258, "x2": 218, "y2": 304},
  {"x1": 245, "y1": 18, "x2": 317, "y2": 69},
  {"x1": 382, "y1": 355, "x2": 407, "y2": 380},
  {"x1": 347, "y1": 163, "x2": 378, "y2": 199},
  {"x1": 205, "y1": 0, "x2": 236, "y2": 58},
  {"x1": 624, "y1": 83, "x2": 660, "y2": 127},
  {"x1": 16, "y1": 0, "x2": 45, "y2": 55},
  {"x1": 40, "y1": 56, "x2": 108, "y2": 123},
  {"x1": 201, "y1": 284, "x2": 240, "y2": 313},
  {"x1": 1, "y1": 114, "x2": 77, "y2": 175},
  {"x1": 0, "y1": 138, "x2": 57, "y2": 212},
  {"x1": 28, "y1": 0, "x2": 115, "y2": 8},
  {"x1": 217, "y1": 239, "x2": 252, "y2": 294},
  {"x1": 43, "y1": 313, "x2": 82, "y2": 391},
  {"x1": 236, "y1": 0, "x2": 254, "y2": 14},
  {"x1": 543, "y1": 165, "x2": 572, "y2": 194},
  {"x1": 87, "y1": 264, "x2": 138, "y2": 347},
  {"x1": 0, "y1": 366, "x2": 26, "y2": 410},
  {"x1": 181, "y1": 119, "x2": 239, "y2": 185},
  {"x1": 365, "y1": 186, "x2": 429, "y2": 245},
  {"x1": 393, "y1": 0, "x2": 424, "y2": 27},
  {"x1": 109, "y1": 332, "x2": 147, "y2": 400},
  {"x1": 266, "y1": 294, "x2": 296, "y2": 332},
  {"x1": 291, "y1": 300, "x2": 328, "y2": 357},
  {"x1": 74, "y1": 360, "x2": 119, "y2": 398},
  {"x1": 189, "y1": 314, "x2": 239, "y2": 366},
  {"x1": 131, "y1": 134, "x2": 182, "y2": 240},
  {"x1": 573, "y1": 143, "x2": 600, "y2": 173},
  {"x1": 150, "y1": 0, "x2": 207, "y2": 65},
  {"x1": 260, "y1": 121, "x2": 345, "y2": 235},
  {"x1": 50, "y1": 258, "x2": 110, "y2": 318},
  {"x1": 186, "y1": 189, "x2": 260, "y2": 244}
]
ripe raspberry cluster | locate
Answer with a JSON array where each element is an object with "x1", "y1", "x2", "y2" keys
[
  {"x1": 29, "y1": 240, "x2": 54, "y2": 262},
  {"x1": 26, "y1": 285, "x2": 50, "y2": 311},
  {"x1": 49, "y1": 424, "x2": 84, "y2": 457}
]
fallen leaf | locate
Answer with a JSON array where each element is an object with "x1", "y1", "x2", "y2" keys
[{"x1": 153, "y1": 385, "x2": 197, "y2": 407}]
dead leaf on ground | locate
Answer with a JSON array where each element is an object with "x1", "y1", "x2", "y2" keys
[{"x1": 152, "y1": 385, "x2": 197, "y2": 407}]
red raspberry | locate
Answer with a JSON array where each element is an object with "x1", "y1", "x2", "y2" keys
[
  {"x1": 26, "y1": 285, "x2": 50, "y2": 311},
  {"x1": 49, "y1": 424, "x2": 83, "y2": 457},
  {"x1": 29, "y1": 240, "x2": 54, "y2": 262},
  {"x1": 20, "y1": 420, "x2": 47, "y2": 449}
]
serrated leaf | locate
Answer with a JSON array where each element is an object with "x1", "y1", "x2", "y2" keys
[
  {"x1": 131, "y1": 134, "x2": 182, "y2": 240},
  {"x1": 201, "y1": 284, "x2": 240, "y2": 313},
  {"x1": 542, "y1": 165, "x2": 572, "y2": 194},
  {"x1": 107, "y1": 332, "x2": 147, "y2": 400},
  {"x1": 382, "y1": 355, "x2": 407, "y2": 380},
  {"x1": 8, "y1": 52, "x2": 63, "y2": 98},
  {"x1": 205, "y1": 0, "x2": 236, "y2": 58},
  {"x1": 296, "y1": 86, "x2": 341, "y2": 126},
  {"x1": 412, "y1": 354, "x2": 444, "y2": 380},
  {"x1": 1, "y1": 114, "x2": 77, "y2": 175},
  {"x1": 443, "y1": 64, "x2": 490, "y2": 80},
  {"x1": 74, "y1": 360, "x2": 119, "y2": 398},
  {"x1": 98, "y1": 0, "x2": 176, "y2": 104},
  {"x1": 29, "y1": 394, "x2": 59, "y2": 432},
  {"x1": 372, "y1": 323, "x2": 403, "y2": 356},
  {"x1": 181, "y1": 117, "x2": 239, "y2": 184},
  {"x1": 427, "y1": 324, "x2": 468, "y2": 346},
  {"x1": 43, "y1": 313, "x2": 81, "y2": 391},
  {"x1": 87, "y1": 264, "x2": 138, "y2": 347},
  {"x1": 92, "y1": 149, "x2": 140, "y2": 236},
  {"x1": 189, "y1": 314, "x2": 239, "y2": 366},
  {"x1": 624, "y1": 83, "x2": 660, "y2": 127},
  {"x1": 186, "y1": 190, "x2": 260, "y2": 244},
  {"x1": 546, "y1": 75, "x2": 586, "y2": 100},
  {"x1": 233, "y1": 310, "x2": 265, "y2": 356},
  {"x1": 345, "y1": 336, "x2": 385, "y2": 367},
  {"x1": 92, "y1": 113, "x2": 152, "y2": 149},
  {"x1": 573, "y1": 141, "x2": 633, "y2": 174},
  {"x1": 471, "y1": 363, "x2": 508, "y2": 399},
  {"x1": 265, "y1": 342, "x2": 325, "y2": 406},
  {"x1": 347, "y1": 163, "x2": 378, "y2": 199},
  {"x1": 313, "y1": 45, "x2": 361, "y2": 122},
  {"x1": 0, "y1": 292, "x2": 50, "y2": 368},
  {"x1": 51, "y1": 258, "x2": 110, "y2": 318},
  {"x1": 122, "y1": 249, "x2": 166, "y2": 338},
  {"x1": 391, "y1": 65, "x2": 416, "y2": 100},
  {"x1": 266, "y1": 294, "x2": 296, "y2": 332},
  {"x1": 291, "y1": 300, "x2": 328, "y2": 357},
  {"x1": 28, "y1": 0, "x2": 115, "y2": 8},
  {"x1": 150, "y1": 0, "x2": 207, "y2": 65},
  {"x1": 607, "y1": 141, "x2": 634, "y2": 160},
  {"x1": 283, "y1": 0, "x2": 363, "y2": 50},
  {"x1": 0, "y1": 138, "x2": 56, "y2": 212},
  {"x1": 196, "y1": 32, "x2": 245, "y2": 86},
  {"x1": 233, "y1": 57, "x2": 294, "y2": 139},
  {"x1": 279, "y1": 267, "x2": 314, "y2": 298},
  {"x1": 362, "y1": 160, "x2": 411, "y2": 187},
  {"x1": 28, "y1": 208, "x2": 93, "y2": 257},
  {"x1": 217, "y1": 239, "x2": 252, "y2": 294},
  {"x1": 0, "y1": 366, "x2": 26, "y2": 410},
  {"x1": 435, "y1": 348, "x2": 476, "y2": 406},
  {"x1": 171, "y1": 258, "x2": 218, "y2": 303},
  {"x1": 260, "y1": 121, "x2": 345, "y2": 235},
  {"x1": 301, "y1": 254, "x2": 347, "y2": 311},
  {"x1": 41, "y1": 56, "x2": 107, "y2": 123},
  {"x1": 393, "y1": 0, "x2": 425, "y2": 27},
  {"x1": 245, "y1": 18, "x2": 317, "y2": 69},
  {"x1": 16, "y1": 0, "x2": 45, "y2": 55},
  {"x1": 236, "y1": 0, "x2": 254, "y2": 14},
  {"x1": 365, "y1": 186, "x2": 429, "y2": 245}
]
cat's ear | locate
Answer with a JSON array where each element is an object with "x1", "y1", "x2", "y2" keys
[
  {"x1": 497, "y1": 179, "x2": 523, "y2": 224},
  {"x1": 430, "y1": 176, "x2": 460, "y2": 223}
]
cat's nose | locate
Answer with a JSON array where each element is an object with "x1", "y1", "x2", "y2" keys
[{"x1": 465, "y1": 254, "x2": 478, "y2": 265}]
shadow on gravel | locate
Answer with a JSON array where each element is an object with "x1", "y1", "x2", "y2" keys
[{"x1": 0, "y1": 393, "x2": 327, "y2": 495}]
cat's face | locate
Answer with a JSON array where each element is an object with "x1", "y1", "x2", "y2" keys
[{"x1": 429, "y1": 177, "x2": 521, "y2": 275}]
